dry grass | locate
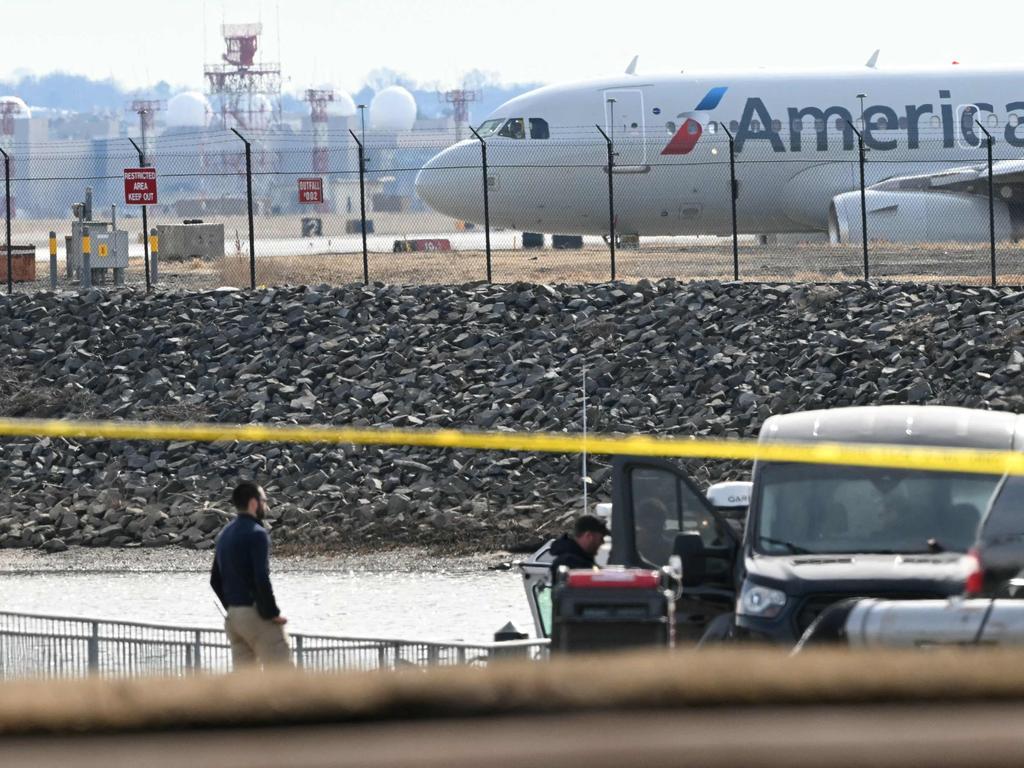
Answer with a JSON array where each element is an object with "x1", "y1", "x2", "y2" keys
[
  {"x1": 197, "y1": 245, "x2": 1024, "y2": 288},
  {"x1": 15, "y1": 237, "x2": 1024, "y2": 290}
]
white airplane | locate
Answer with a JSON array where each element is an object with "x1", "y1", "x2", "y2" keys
[{"x1": 415, "y1": 62, "x2": 1024, "y2": 243}]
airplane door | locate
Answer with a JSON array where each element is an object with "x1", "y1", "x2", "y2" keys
[{"x1": 604, "y1": 89, "x2": 647, "y2": 166}]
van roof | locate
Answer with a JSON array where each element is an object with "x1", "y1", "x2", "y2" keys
[{"x1": 759, "y1": 406, "x2": 1024, "y2": 451}]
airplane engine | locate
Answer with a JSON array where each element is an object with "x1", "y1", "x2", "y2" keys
[{"x1": 828, "y1": 190, "x2": 1014, "y2": 244}]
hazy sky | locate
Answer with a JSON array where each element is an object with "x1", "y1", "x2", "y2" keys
[{"x1": 1, "y1": 0, "x2": 1021, "y2": 95}]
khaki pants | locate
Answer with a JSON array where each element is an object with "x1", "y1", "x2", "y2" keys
[{"x1": 224, "y1": 606, "x2": 293, "y2": 669}]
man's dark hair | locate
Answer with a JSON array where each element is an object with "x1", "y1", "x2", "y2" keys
[
  {"x1": 574, "y1": 514, "x2": 610, "y2": 537},
  {"x1": 232, "y1": 481, "x2": 262, "y2": 512}
]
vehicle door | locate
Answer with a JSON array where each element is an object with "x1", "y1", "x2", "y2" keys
[
  {"x1": 603, "y1": 89, "x2": 647, "y2": 167},
  {"x1": 976, "y1": 475, "x2": 1024, "y2": 595},
  {"x1": 609, "y1": 455, "x2": 739, "y2": 642}
]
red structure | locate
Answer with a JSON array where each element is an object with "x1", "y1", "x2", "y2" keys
[
  {"x1": 304, "y1": 89, "x2": 334, "y2": 175},
  {"x1": 129, "y1": 99, "x2": 164, "y2": 161},
  {"x1": 0, "y1": 101, "x2": 23, "y2": 139},
  {"x1": 204, "y1": 23, "x2": 281, "y2": 130},
  {"x1": 443, "y1": 89, "x2": 480, "y2": 140}
]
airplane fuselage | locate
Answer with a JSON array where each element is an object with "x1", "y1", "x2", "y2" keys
[{"x1": 416, "y1": 67, "x2": 1024, "y2": 238}]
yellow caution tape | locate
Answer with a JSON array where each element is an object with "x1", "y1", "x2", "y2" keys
[{"x1": 0, "y1": 417, "x2": 1023, "y2": 476}]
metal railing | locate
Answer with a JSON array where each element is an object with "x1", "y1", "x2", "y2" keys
[{"x1": 0, "y1": 610, "x2": 548, "y2": 679}]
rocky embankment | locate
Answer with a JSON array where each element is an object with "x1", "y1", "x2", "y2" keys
[{"x1": 1, "y1": 280, "x2": 1022, "y2": 553}]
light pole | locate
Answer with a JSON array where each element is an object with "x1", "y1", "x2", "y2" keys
[
  {"x1": 356, "y1": 104, "x2": 367, "y2": 172},
  {"x1": 357, "y1": 104, "x2": 367, "y2": 145},
  {"x1": 857, "y1": 93, "x2": 867, "y2": 129}
]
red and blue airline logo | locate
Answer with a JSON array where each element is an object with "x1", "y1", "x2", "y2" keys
[{"x1": 661, "y1": 86, "x2": 728, "y2": 155}]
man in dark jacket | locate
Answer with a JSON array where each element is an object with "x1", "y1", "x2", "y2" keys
[
  {"x1": 549, "y1": 514, "x2": 609, "y2": 578},
  {"x1": 210, "y1": 481, "x2": 292, "y2": 668}
]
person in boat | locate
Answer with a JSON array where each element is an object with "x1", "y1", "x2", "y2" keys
[{"x1": 549, "y1": 514, "x2": 610, "y2": 578}]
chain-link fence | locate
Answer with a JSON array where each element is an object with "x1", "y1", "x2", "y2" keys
[{"x1": 0, "y1": 124, "x2": 1021, "y2": 292}]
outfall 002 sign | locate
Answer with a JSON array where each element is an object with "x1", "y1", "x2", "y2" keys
[{"x1": 298, "y1": 177, "x2": 323, "y2": 204}]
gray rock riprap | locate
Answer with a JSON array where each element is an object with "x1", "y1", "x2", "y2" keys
[{"x1": 0, "y1": 279, "x2": 1022, "y2": 553}]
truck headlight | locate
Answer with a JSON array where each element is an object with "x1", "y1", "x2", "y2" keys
[{"x1": 738, "y1": 581, "x2": 787, "y2": 619}]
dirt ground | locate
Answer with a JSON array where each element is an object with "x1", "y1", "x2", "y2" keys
[{"x1": 157, "y1": 243, "x2": 1024, "y2": 287}]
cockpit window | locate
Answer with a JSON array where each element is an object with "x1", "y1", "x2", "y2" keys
[
  {"x1": 529, "y1": 118, "x2": 550, "y2": 139},
  {"x1": 498, "y1": 117, "x2": 526, "y2": 139},
  {"x1": 477, "y1": 119, "x2": 504, "y2": 137}
]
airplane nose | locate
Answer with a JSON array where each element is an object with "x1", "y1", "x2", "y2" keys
[{"x1": 415, "y1": 142, "x2": 484, "y2": 224}]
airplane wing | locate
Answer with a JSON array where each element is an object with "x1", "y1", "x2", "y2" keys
[{"x1": 871, "y1": 160, "x2": 1024, "y2": 194}]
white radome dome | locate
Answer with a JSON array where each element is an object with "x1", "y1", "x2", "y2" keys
[
  {"x1": 166, "y1": 92, "x2": 210, "y2": 128},
  {"x1": 327, "y1": 91, "x2": 356, "y2": 117},
  {"x1": 0, "y1": 96, "x2": 31, "y2": 119},
  {"x1": 370, "y1": 86, "x2": 416, "y2": 132}
]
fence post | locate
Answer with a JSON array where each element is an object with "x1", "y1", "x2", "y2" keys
[
  {"x1": 81, "y1": 225, "x2": 92, "y2": 290},
  {"x1": 348, "y1": 129, "x2": 369, "y2": 285},
  {"x1": 295, "y1": 634, "x2": 305, "y2": 669},
  {"x1": 0, "y1": 148, "x2": 10, "y2": 294},
  {"x1": 595, "y1": 125, "x2": 616, "y2": 280},
  {"x1": 231, "y1": 128, "x2": 256, "y2": 290},
  {"x1": 720, "y1": 125, "x2": 740, "y2": 280},
  {"x1": 150, "y1": 228, "x2": 159, "y2": 284},
  {"x1": 193, "y1": 630, "x2": 203, "y2": 672},
  {"x1": 49, "y1": 231, "x2": 57, "y2": 290},
  {"x1": 977, "y1": 120, "x2": 997, "y2": 286},
  {"x1": 128, "y1": 138, "x2": 152, "y2": 291},
  {"x1": 846, "y1": 120, "x2": 869, "y2": 280},
  {"x1": 469, "y1": 127, "x2": 492, "y2": 283},
  {"x1": 87, "y1": 620, "x2": 99, "y2": 673}
]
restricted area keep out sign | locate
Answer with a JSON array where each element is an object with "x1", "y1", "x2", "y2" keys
[
  {"x1": 298, "y1": 177, "x2": 323, "y2": 204},
  {"x1": 124, "y1": 167, "x2": 157, "y2": 205}
]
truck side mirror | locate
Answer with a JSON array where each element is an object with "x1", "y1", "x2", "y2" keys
[{"x1": 673, "y1": 532, "x2": 706, "y2": 588}]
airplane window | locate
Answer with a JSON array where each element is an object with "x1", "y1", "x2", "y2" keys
[
  {"x1": 707, "y1": 121, "x2": 717, "y2": 134},
  {"x1": 687, "y1": 121, "x2": 699, "y2": 135},
  {"x1": 498, "y1": 118, "x2": 526, "y2": 139},
  {"x1": 529, "y1": 118, "x2": 550, "y2": 139},
  {"x1": 772, "y1": 119, "x2": 782, "y2": 132},
  {"x1": 875, "y1": 116, "x2": 889, "y2": 130},
  {"x1": 835, "y1": 119, "x2": 845, "y2": 131},
  {"x1": 989, "y1": 114, "x2": 1000, "y2": 129},
  {"x1": 477, "y1": 119, "x2": 504, "y2": 138},
  {"x1": 1011, "y1": 115, "x2": 1020, "y2": 128},
  {"x1": 751, "y1": 120, "x2": 761, "y2": 131},
  {"x1": 814, "y1": 119, "x2": 824, "y2": 132},
  {"x1": 791, "y1": 119, "x2": 803, "y2": 132},
  {"x1": 930, "y1": 115, "x2": 942, "y2": 130},
  {"x1": 729, "y1": 120, "x2": 739, "y2": 132},
  {"x1": 665, "y1": 121, "x2": 676, "y2": 134},
  {"x1": 899, "y1": 117, "x2": 908, "y2": 130}
]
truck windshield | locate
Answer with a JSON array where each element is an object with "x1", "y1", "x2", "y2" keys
[{"x1": 756, "y1": 463, "x2": 1000, "y2": 555}]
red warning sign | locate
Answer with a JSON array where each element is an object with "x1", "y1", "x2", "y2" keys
[
  {"x1": 124, "y1": 167, "x2": 158, "y2": 205},
  {"x1": 298, "y1": 177, "x2": 324, "y2": 204}
]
